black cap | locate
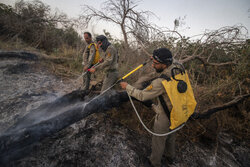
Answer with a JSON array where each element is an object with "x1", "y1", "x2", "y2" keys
[{"x1": 152, "y1": 48, "x2": 173, "y2": 65}]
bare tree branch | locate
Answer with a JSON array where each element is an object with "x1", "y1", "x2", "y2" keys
[
  {"x1": 79, "y1": 0, "x2": 160, "y2": 47},
  {"x1": 192, "y1": 94, "x2": 250, "y2": 119}
]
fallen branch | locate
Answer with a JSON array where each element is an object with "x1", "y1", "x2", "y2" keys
[
  {"x1": 192, "y1": 93, "x2": 250, "y2": 119},
  {"x1": 206, "y1": 61, "x2": 237, "y2": 66},
  {"x1": 0, "y1": 51, "x2": 38, "y2": 60},
  {"x1": 0, "y1": 50, "x2": 74, "y2": 64},
  {"x1": 180, "y1": 54, "x2": 237, "y2": 67}
]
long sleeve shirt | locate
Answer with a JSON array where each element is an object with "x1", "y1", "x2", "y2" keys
[
  {"x1": 95, "y1": 45, "x2": 118, "y2": 73},
  {"x1": 126, "y1": 66, "x2": 175, "y2": 114},
  {"x1": 82, "y1": 43, "x2": 96, "y2": 68}
]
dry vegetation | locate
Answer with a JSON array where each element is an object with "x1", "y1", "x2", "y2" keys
[{"x1": 0, "y1": 0, "x2": 249, "y2": 141}]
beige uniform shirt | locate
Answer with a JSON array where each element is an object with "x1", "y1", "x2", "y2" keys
[
  {"x1": 126, "y1": 65, "x2": 177, "y2": 114},
  {"x1": 82, "y1": 43, "x2": 96, "y2": 68},
  {"x1": 95, "y1": 45, "x2": 118, "y2": 73}
]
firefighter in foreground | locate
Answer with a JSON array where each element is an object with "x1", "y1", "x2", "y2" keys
[
  {"x1": 89, "y1": 35, "x2": 118, "y2": 92},
  {"x1": 82, "y1": 32, "x2": 100, "y2": 90},
  {"x1": 120, "y1": 48, "x2": 177, "y2": 167}
]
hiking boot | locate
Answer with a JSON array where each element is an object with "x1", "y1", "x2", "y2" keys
[
  {"x1": 165, "y1": 157, "x2": 176, "y2": 167},
  {"x1": 143, "y1": 157, "x2": 154, "y2": 167},
  {"x1": 166, "y1": 157, "x2": 174, "y2": 164}
]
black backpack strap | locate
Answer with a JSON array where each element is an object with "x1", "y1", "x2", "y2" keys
[
  {"x1": 171, "y1": 67, "x2": 185, "y2": 81},
  {"x1": 159, "y1": 95, "x2": 170, "y2": 120},
  {"x1": 159, "y1": 74, "x2": 171, "y2": 81},
  {"x1": 141, "y1": 77, "x2": 157, "y2": 89},
  {"x1": 158, "y1": 74, "x2": 171, "y2": 120}
]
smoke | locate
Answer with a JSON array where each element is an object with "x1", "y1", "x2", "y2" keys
[
  {"x1": 0, "y1": 89, "x2": 128, "y2": 165},
  {"x1": 7, "y1": 89, "x2": 118, "y2": 133},
  {"x1": 6, "y1": 90, "x2": 88, "y2": 133},
  {"x1": 11, "y1": 101, "x2": 87, "y2": 132}
]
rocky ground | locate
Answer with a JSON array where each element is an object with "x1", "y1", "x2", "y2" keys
[{"x1": 0, "y1": 51, "x2": 249, "y2": 167}]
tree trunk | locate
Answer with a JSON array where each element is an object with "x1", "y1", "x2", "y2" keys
[
  {"x1": 121, "y1": 24, "x2": 129, "y2": 48},
  {"x1": 0, "y1": 90, "x2": 129, "y2": 165}
]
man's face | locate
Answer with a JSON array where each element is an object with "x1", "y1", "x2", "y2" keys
[
  {"x1": 84, "y1": 34, "x2": 91, "y2": 44},
  {"x1": 152, "y1": 58, "x2": 165, "y2": 73}
]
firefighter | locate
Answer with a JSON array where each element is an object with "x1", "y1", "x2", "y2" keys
[
  {"x1": 82, "y1": 32, "x2": 100, "y2": 90},
  {"x1": 89, "y1": 35, "x2": 118, "y2": 92},
  {"x1": 120, "y1": 48, "x2": 177, "y2": 167}
]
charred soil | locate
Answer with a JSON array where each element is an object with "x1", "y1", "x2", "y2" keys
[{"x1": 0, "y1": 51, "x2": 249, "y2": 167}]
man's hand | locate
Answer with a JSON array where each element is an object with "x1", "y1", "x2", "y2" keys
[
  {"x1": 88, "y1": 68, "x2": 96, "y2": 73},
  {"x1": 99, "y1": 58, "x2": 104, "y2": 63},
  {"x1": 83, "y1": 66, "x2": 88, "y2": 71},
  {"x1": 120, "y1": 82, "x2": 128, "y2": 89}
]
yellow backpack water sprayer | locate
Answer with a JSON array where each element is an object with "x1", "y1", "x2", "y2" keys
[{"x1": 125, "y1": 63, "x2": 197, "y2": 136}]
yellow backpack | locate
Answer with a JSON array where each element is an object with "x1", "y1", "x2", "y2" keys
[
  {"x1": 161, "y1": 69, "x2": 197, "y2": 130},
  {"x1": 87, "y1": 43, "x2": 100, "y2": 65}
]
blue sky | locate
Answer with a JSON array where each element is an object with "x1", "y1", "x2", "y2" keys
[{"x1": 2, "y1": 0, "x2": 250, "y2": 39}]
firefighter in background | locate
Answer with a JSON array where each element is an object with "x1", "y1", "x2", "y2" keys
[
  {"x1": 89, "y1": 35, "x2": 118, "y2": 92},
  {"x1": 82, "y1": 32, "x2": 100, "y2": 90}
]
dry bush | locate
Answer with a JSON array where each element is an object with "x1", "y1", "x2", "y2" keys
[
  {"x1": 113, "y1": 25, "x2": 250, "y2": 139},
  {"x1": 0, "y1": 1, "x2": 82, "y2": 52}
]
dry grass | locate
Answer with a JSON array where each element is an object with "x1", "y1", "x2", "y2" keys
[{"x1": 0, "y1": 36, "x2": 42, "y2": 52}]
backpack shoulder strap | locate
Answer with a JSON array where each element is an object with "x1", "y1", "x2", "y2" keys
[
  {"x1": 158, "y1": 74, "x2": 171, "y2": 119},
  {"x1": 88, "y1": 43, "x2": 98, "y2": 50},
  {"x1": 159, "y1": 74, "x2": 171, "y2": 81}
]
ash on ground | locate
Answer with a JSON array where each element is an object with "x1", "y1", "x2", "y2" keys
[{"x1": 0, "y1": 51, "x2": 249, "y2": 167}]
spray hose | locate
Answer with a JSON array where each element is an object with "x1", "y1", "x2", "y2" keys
[
  {"x1": 76, "y1": 62, "x2": 101, "y2": 82},
  {"x1": 128, "y1": 94, "x2": 185, "y2": 136}
]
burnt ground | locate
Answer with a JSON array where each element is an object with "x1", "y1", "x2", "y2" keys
[{"x1": 0, "y1": 51, "x2": 249, "y2": 167}]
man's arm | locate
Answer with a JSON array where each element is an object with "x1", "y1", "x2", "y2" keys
[
  {"x1": 86, "y1": 44, "x2": 96, "y2": 68},
  {"x1": 95, "y1": 46, "x2": 116, "y2": 70},
  {"x1": 82, "y1": 45, "x2": 88, "y2": 66},
  {"x1": 122, "y1": 79, "x2": 164, "y2": 102},
  {"x1": 132, "y1": 71, "x2": 156, "y2": 89}
]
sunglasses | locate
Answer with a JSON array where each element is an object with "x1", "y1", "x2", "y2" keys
[{"x1": 152, "y1": 61, "x2": 161, "y2": 65}]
